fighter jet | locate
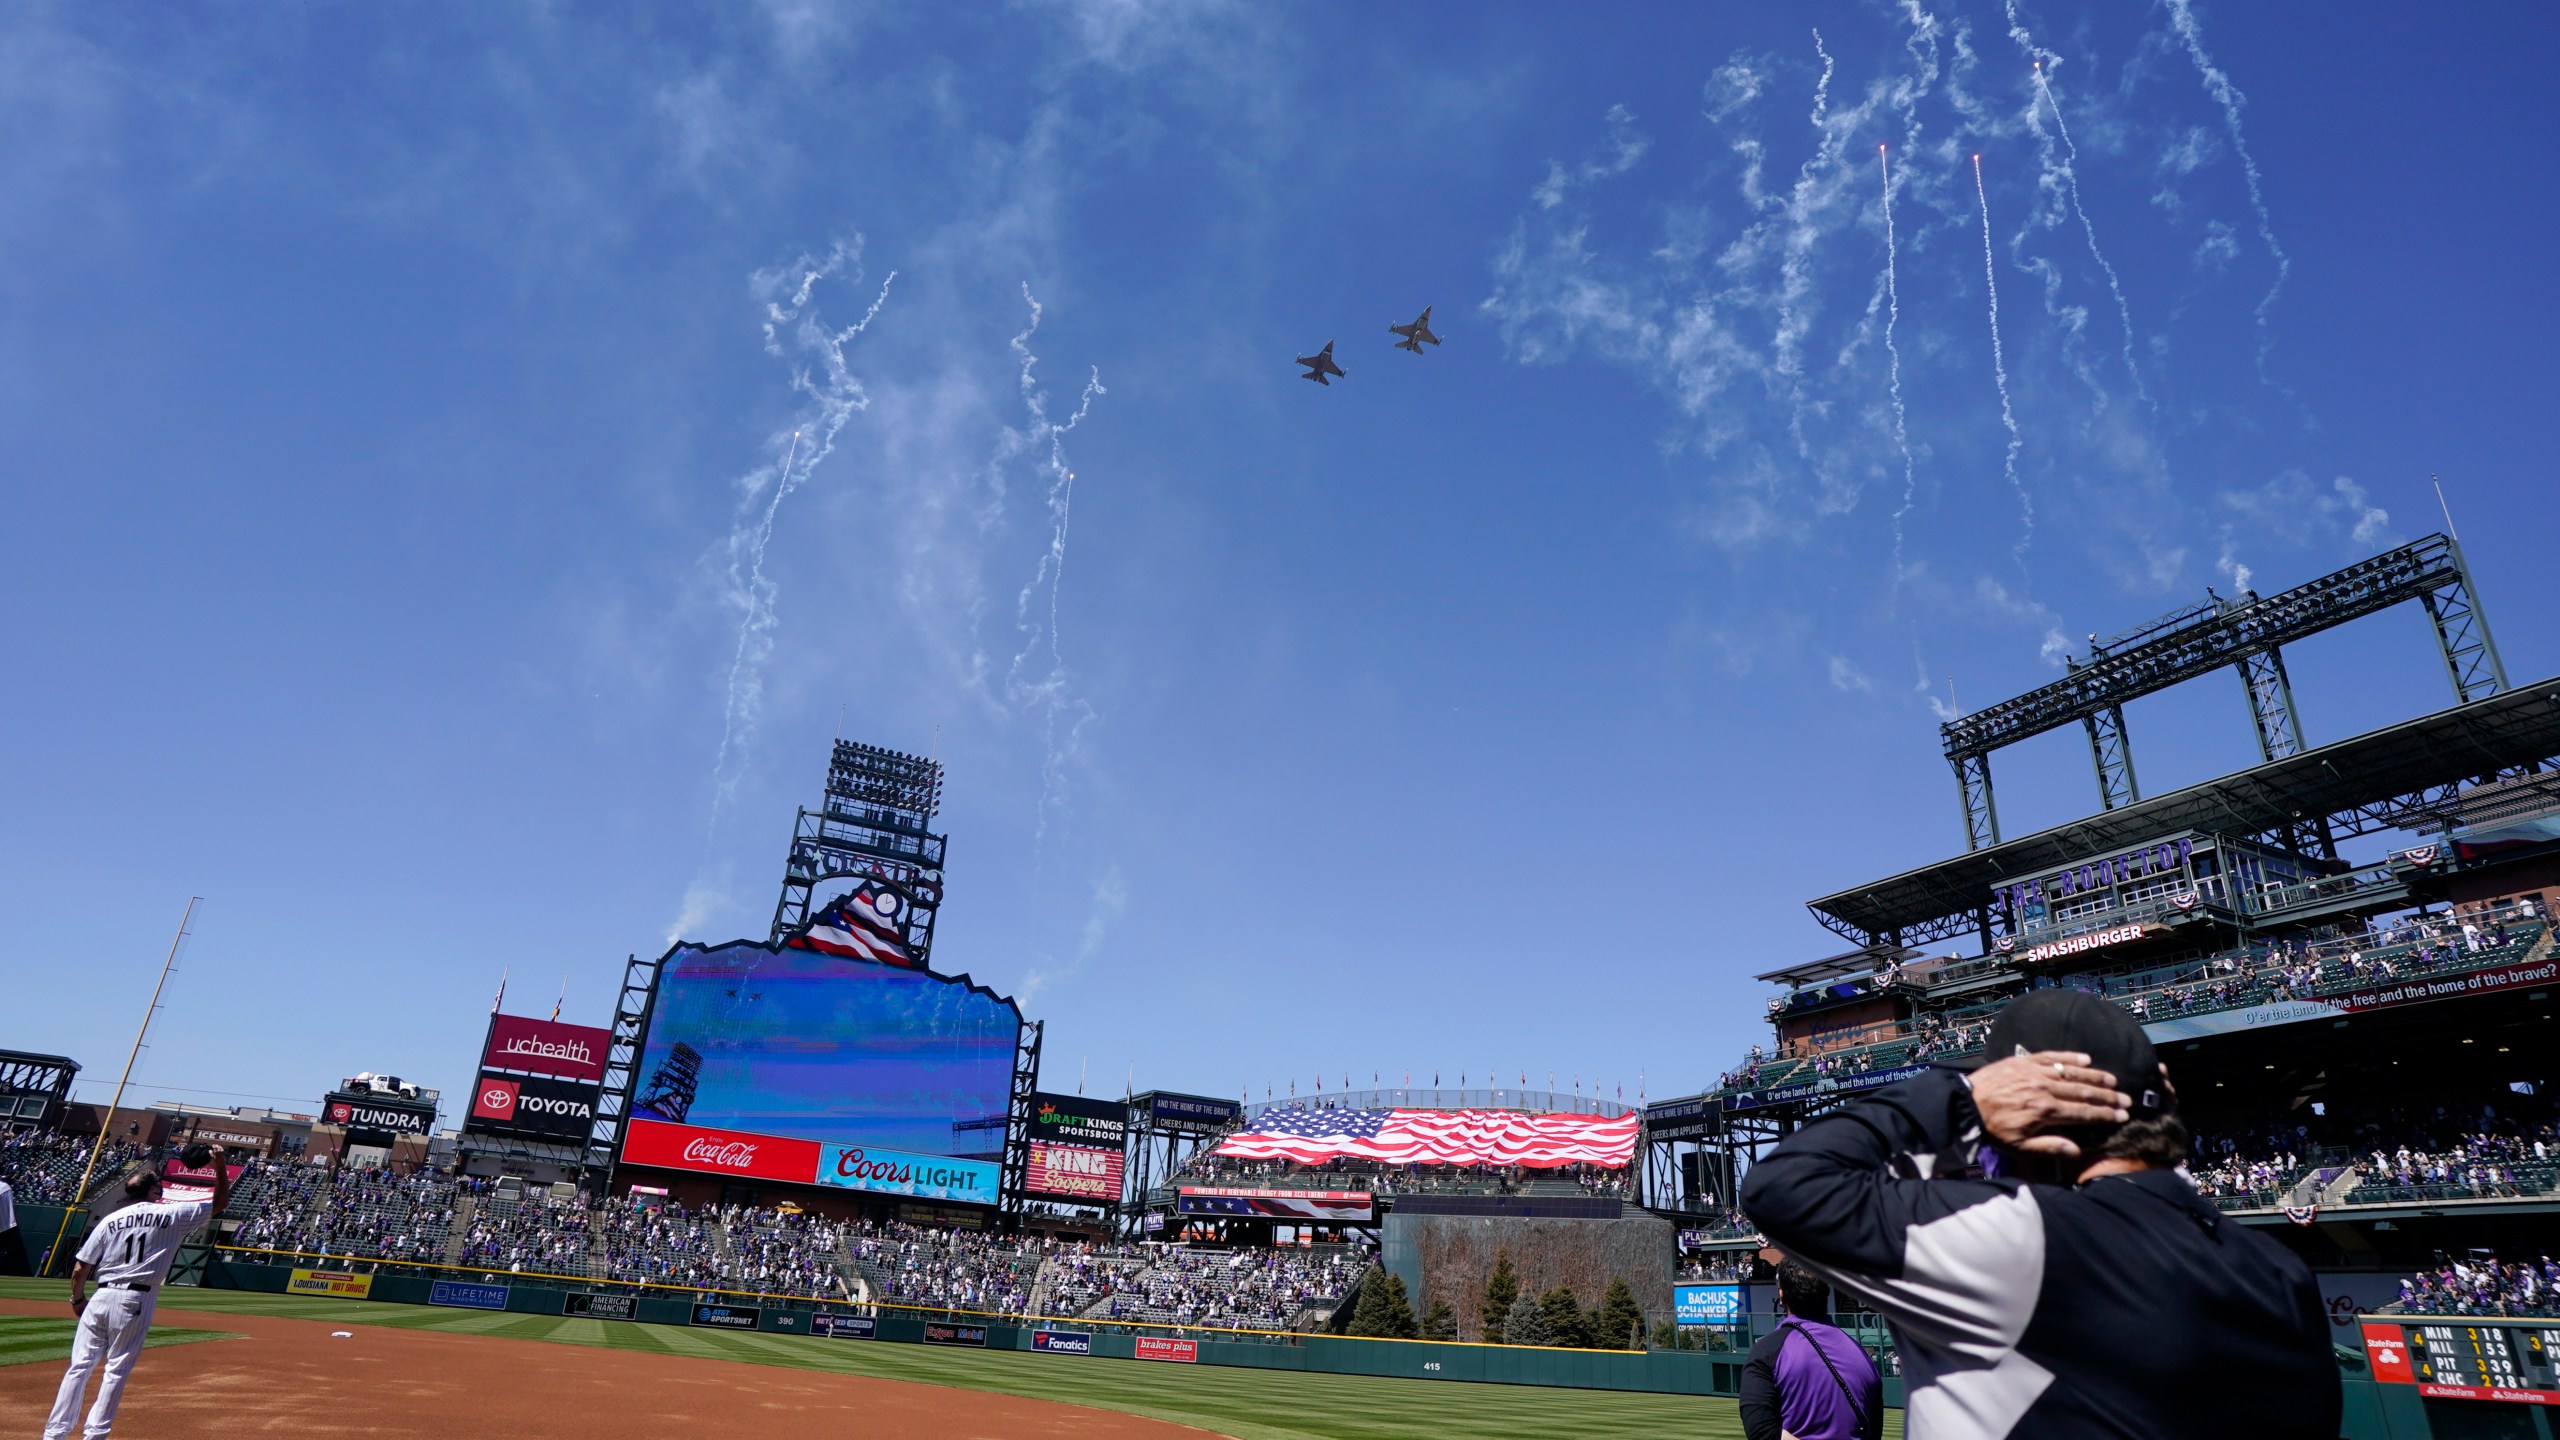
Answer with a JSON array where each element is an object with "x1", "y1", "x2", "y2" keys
[
  {"x1": 1389, "y1": 306, "x2": 1441, "y2": 354},
  {"x1": 1296, "y1": 341, "x2": 1344, "y2": 385}
]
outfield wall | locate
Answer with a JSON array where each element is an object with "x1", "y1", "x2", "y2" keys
[{"x1": 191, "y1": 1254, "x2": 1891, "y2": 1402}]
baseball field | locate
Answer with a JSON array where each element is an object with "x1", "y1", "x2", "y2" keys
[{"x1": 0, "y1": 1279, "x2": 1903, "y2": 1439}]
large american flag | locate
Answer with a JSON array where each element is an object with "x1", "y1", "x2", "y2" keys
[
  {"x1": 787, "y1": 881, "x2": 920, "y2": 968},
  {"x1": 1214, "y1": 1107, "x2": 1638, "y2": 1169}
]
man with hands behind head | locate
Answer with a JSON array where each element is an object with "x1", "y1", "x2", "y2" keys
[
  {"x1": 45, "y1": 1144, "x2": 231, "y2": 1440},
  {"x1": 1740, "y1": 990, "x2": 2337, "y2": 1440}
]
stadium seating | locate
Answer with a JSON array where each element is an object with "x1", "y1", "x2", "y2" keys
[
  {"x1": 0, "y1": 1134, "x2": 148, "y2": 1205},
  {"x1": 1716, "y1": 901, "x2": 2550, "y2": 1097},
  {"x1": 5, "y1": 1136, "x2": 1377, "y2": 1331},
  {"x1": 2387, "y1": 1253, "x2": 2560, "y2": 1317}
]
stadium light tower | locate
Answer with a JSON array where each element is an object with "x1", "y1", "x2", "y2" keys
[
  {"x1": 1939, "y1": 534, "x2": 2507, "y2": 853},
  {"x1": 768, "y1": 740, "x2": 948, "y2": 964}
]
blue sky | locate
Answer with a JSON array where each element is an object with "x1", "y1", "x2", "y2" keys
[{"x1": 7, "y1": 2, "x2": 2558, "y2": 1126}]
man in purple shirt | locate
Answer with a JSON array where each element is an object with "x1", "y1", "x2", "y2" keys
[{"x1": 1740, "y1": 1259, "x2": 1884, "y2": 1440}]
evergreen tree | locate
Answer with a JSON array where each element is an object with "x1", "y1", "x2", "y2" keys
[
  {"x1": 1479, "y1": 1248, "x2": 1520, "y2": 1343},
  {"x1": 1596, "y1": 1277, "x2": 1645, "y2": 1351},
  {"x1": 1378, "y1": 1272, "x2": 1419, "y2": 1339},
  {"x1": 1420, "y1": 1298, "x2": 1458, "y2": 1341},
  {"x1": 1346, "y1": 1265, "x2": 1391, "y2": 1337},
  {"x1": 1537, "y1": 1285, "x2": 1588, "y2": 1349},
  {"x1": 1504, "y1": 1291, "x2": 1552, "y2": 1346}
]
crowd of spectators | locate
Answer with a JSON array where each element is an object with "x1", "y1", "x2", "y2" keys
[
  {"x1": 298, "y1": 1166, "x2": 459, "y2": 1263},
  {"x1": 1089, "y1": 1246, "x2": 1367, "y2": 1330},
  {"x1": 1677, "y1": 1253, "x2": 1751, "y2": 1281},
  {"x1": 846, "y1": 1221, "x2": 1041, "y2": 1313},
  {"x1": 0, "y1": 1132, "x2": 147, "y2": 1204},
  {"x1": 2173, "y1": 1102, "x2": 2560, "y2": 1211},
  {"x1": 1718, "y1": 899, "x2": 2548, "y2": 1096},
  {"x1": 2393, "y1": 1254, "x2": 2560, "y2": 1318},
  {"x1": 2188, "y1": 1154, "x2": 2301, "y2": 1206},
  {"x1": 456, "y1": 1190, "x2": 598, "y2": 1276}
]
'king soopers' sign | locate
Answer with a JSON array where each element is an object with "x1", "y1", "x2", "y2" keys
[
  {"x1": 483, "y1": 1015, "x2": 613, "y2": 1083},
  {"x1": 1025, "y1": 1141, "x2": 1124, "y2": 1202}
]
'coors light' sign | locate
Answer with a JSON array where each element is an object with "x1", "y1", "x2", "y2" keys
[
  {"x1": 619, "y1": 1117, "x2": 822, "y2": 1185},
  {"x1": 482, "y1": 1015, "x2": 613, "y2": 1083}
]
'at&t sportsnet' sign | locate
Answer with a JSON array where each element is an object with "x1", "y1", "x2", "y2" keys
[{"x1": 482, "y1": 1015, "x2": 613, "y2": 1083}]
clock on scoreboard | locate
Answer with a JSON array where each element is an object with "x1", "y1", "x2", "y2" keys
[{"x1": 2361, "y1": 1318, "x2": 2560, "y2": 1403}]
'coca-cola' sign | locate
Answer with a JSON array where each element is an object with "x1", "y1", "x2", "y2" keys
[{"x1": 620, "y1": 1118, "x2": 821, "y2": 1185}]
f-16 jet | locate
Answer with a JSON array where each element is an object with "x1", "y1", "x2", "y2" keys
[
  {"x1": 1296, "y1": 341, "x2": 1344, "y2": 385},
  {"x1": 1389, "y1": 306, "x2": 1441, "y2": 354}
]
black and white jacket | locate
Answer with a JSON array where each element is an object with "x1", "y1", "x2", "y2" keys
[{"x1": 1740, "y1": 1068, "x2": 2340, "y2": 1440}]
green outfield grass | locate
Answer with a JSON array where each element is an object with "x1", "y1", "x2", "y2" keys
[
  {"x1": 0, "y1": 1312, "x2": 239, "y2": 1369},
  {"x1": 0, "y1": 1279, "x2": 1902, "y2": 1439}
]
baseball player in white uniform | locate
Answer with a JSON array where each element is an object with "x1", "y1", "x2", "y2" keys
[{"x1": 45, "y1": 1147, "x2": 230, "y2": 1440}]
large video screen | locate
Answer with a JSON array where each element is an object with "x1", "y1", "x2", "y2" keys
[{"x1": 631, "y1": 940, "x2": 1021, "y2": 1161}]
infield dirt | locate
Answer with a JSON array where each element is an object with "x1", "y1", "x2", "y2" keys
[{"x1": 0, "y1": 1298, "x2": 1214, "y2": 1439}]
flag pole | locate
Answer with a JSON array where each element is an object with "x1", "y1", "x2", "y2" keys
[{"x1": 47, "y1": 897, "x2": 197, "y2": 1276}]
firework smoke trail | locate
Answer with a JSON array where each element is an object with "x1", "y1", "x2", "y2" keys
[
  {"x1": 1973, "y1": 153, "x2": 2031, "y2": 562},
  {"x1": 708, "y1": 250, "x2": 896, "y2": 820},
  {"x1": 1773, "y1": 29, "x2": 1840, "y2": 461},
  {"x1": 1880, "y1": 145, "x2": 1917, "y2": 595},
  {"x1": 2006, "y1": 5, "x2": 2147, "y2": 410},
  {"x1": 2164, "y1": 0, "x2": 2290, "y2": 390},
  {"x1": 674, "y1": 245, "x2": 894, "y2": 940},
  {"x1": 2033, "y1": 64, "x2": 2144, "y2": 408},
  {"x1": 1002, "y1": 283, "x2": 1107, "y2": 854}
]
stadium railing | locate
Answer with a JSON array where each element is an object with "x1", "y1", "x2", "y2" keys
[{"x1": 1242, "y1": 1088, "x2": 1637, "y2": 1120}]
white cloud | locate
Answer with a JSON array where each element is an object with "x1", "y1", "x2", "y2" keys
[
  {"x1": 1532, "y1": 103, "x2": 1649, "y2": 209},
  {"x1": 1827, "y1": 655, "x2": 1874, "y2": 692}
]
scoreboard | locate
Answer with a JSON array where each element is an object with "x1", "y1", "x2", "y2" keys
[{"x1": 2362, "y1": 1318, "x2": 2560, "y2": 1404}]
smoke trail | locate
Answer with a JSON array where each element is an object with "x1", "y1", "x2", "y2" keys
[
  {"x1": 677, "y1": 241, "x2": 894, "y2": 941},
  {"x1": 2163, "y1": 0, "x2": 2290, "y2": 391},
  {"x1": 1973, "y1": 153, "x2": 2031, "y2": 562},
  {"x1": 1001, "y1": 283, "x2": 1107, "y2": 853},
  {"x1": 1772, "y1": 29, "x2": 1840, "y2": 462},
  {"x1": 1880, "y1": 145, "x2": 1917, "y2": 593},
  {"x1": 2007, "y1": 5, "x2": 2148, "y2": 411},
  {"x1": 709, "y1": 245, "x2": 896, "y2": 818}
]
